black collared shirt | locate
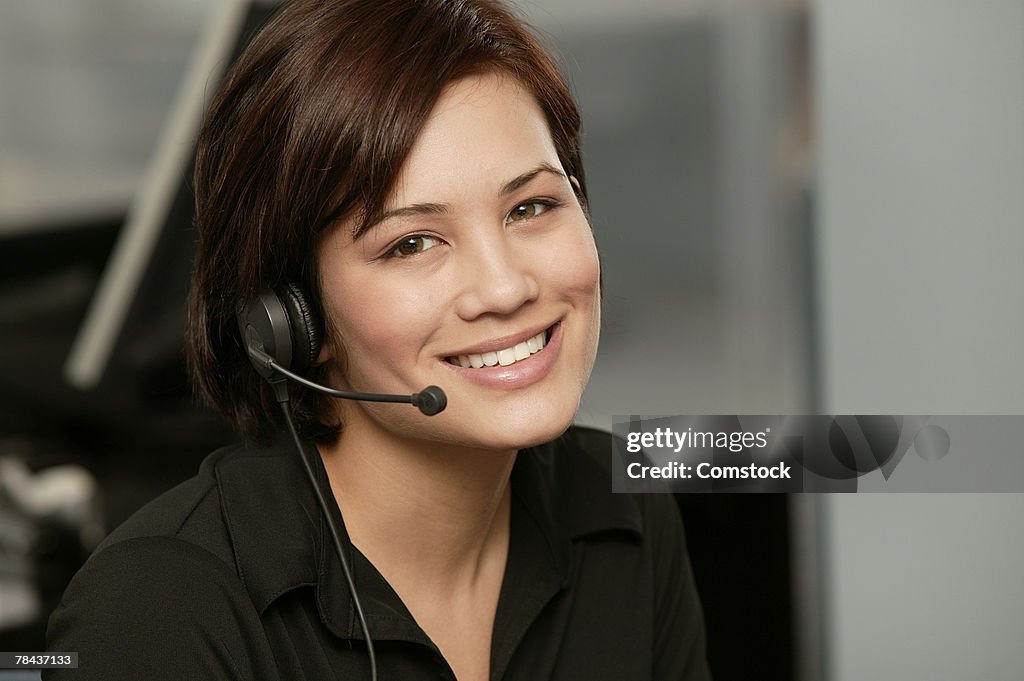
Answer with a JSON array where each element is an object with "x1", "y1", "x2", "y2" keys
[{"x1": 45, "y1": 427, "x2": 710, "y2": 680}]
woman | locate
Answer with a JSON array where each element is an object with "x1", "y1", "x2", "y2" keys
[{"x1": 46, "y1": 1, "x2": 710, "y2": 679}]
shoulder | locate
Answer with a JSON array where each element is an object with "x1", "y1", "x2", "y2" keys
[
  {"x1": 93, "y1": 440, "x2": 303, "y2": 564},
  {"x1": 45, "y1": 535, "x2": 276, "y2": 680},
  {"x1": 53, "y1": 535, "x2": 249, "y2": 617},
  {"x1": 44, "y1": 443, "x2": 292, "y2": 680},
  {"x1": 92, "y1": 443, "x2": 242, "y2": 567}
]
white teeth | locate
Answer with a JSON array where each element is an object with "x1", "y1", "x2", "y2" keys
[{"x1": 449, "y1": 329, "x2": 549, "y2": 369}]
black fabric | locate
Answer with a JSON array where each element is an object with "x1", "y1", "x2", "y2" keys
[{"x1": 45, "y1": 426, "x2": 711, "y2": 680}]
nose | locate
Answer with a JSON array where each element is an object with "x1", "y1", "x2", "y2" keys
[{"x1": 453, "y1": 236, "x2": 540, "y2": 320}]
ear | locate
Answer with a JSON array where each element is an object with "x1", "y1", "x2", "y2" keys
[
  {"x1": 569, "y1": 175, "x2": 582, "y2": 195},
  {"x1": 316, "y1": 341, "x2": 333, "y2": 365},
  {"x1": 569, "y1": 175, "x2": 589, "y2": 214}
]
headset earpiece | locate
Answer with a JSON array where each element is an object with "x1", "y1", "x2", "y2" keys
[
  {"x1": 278, "y1": 282, "x2": 322, "y2": 372},
  {"x1": 238, "y1": 284, "x2": 322, "y2": 378}
]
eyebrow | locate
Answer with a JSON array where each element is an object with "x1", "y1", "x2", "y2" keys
[
  {"x1": 499, "y1": 161, "x2": 566, "y2": 197},
  {"x1": 357, "y1": 162, "x2": 567, "y2": 239}
]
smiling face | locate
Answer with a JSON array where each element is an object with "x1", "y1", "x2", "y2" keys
[{"x1": 317, "y1": 72, "x2": 600, "y2": 453}]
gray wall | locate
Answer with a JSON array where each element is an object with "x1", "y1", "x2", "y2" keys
[{"x1": 815, "y1": 1, "x2": 1024, "y2": 679}]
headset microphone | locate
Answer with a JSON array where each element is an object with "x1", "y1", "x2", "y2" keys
[
  {"x1": 238, "y1": 284, "x2": 447, "y2": 415},
  {"x1": 411, "y1": 385, "x2": 447, "y2": 417},
  {"x1": 246, "y1": 345, "x2": 447, "y2": 416}
]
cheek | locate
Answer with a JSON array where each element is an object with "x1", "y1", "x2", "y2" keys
[
  {"x1": 321, "y1": 269, "x2": 426, "y2": 371},
  {"x1": 535, "y1": 221, "x2": 602, "y2": 380},
  {"x1": 545, "y1": 223, "x2": 602, "y2": 302}
]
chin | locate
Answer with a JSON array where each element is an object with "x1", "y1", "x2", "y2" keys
[{"x1": 469, "y1": 397, "x2": 580, "y2": 452}]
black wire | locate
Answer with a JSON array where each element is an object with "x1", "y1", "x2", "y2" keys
[
  {"x1": 278, "y1": 401, "x2": 379, "y2": 681},
  {"x1": 269, "y1": 359, "x2": 416, "y2": 405}
]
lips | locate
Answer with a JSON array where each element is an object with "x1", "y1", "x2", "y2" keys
[
  {"x1": 444, "y1": 323, "x2": 557, "y2": 366},
  {"x1": 446, "y1": 329, "x2": 548, "y2": 369},
  {"x1": 440, "y1": 321, "x2": 562, "y2": 390}
]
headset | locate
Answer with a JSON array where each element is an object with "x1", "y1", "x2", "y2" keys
[
  {"x1": 238, "y1": 283, "x2": 448, "y2": 681},
  {"x1": 238, "y1": 283, "x2": 446, "y2": 415}
]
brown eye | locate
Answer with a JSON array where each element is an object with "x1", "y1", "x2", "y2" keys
[
  {"x1": 506, "y1": 201, "x2": 550, "y2": 223},
  {"x1": 388, "y1": 235, "x2": 441, "y2": 258}
]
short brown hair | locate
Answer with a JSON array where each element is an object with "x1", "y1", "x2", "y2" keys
[{"x1": 187, "y1": 0, "x2": 587, "y2": 443}]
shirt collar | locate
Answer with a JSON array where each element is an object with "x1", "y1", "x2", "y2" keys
[
  {"x1": 214, "y1": 427, "x2": 643, "y2": 641},
  {"x1": 510, "y1": 429, "x2": 644, "y2": 586}
]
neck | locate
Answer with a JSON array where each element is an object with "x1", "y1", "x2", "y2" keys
[{"x1": 317, "y1": 408, "x2": 516, "y2": 596}]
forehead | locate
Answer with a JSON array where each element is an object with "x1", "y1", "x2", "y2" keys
[{"x1": 386, "y1": 72, "x2": 561, "y2": 206}]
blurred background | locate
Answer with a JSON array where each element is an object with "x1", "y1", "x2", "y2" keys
[{"x1": 1, "y1": 0, "x2": 1021, "y2": 679}]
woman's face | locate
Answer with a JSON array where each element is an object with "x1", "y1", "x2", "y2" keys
[{"x1": 317, "y1": 72, "x2": 601, "y2": 452}]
